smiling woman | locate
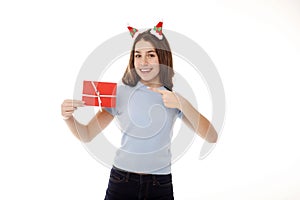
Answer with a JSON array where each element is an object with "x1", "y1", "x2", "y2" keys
[{"x1": 61, "y1": 25, "x2": 218, "y2": 199}]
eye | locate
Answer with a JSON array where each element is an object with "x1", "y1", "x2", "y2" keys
[
  {"x1": 135, "y1": 54, "x2": 141, "y2": 58},
  {"x1": 148, "y1": 54, "x2": 156, "y2": 57}
]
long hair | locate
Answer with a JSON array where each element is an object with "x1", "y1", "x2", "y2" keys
[{"x1": 122, "y1": 29, "x2": 174, "y2": 90}]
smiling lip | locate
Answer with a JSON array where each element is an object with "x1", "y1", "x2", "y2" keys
[{"x1": 139, "y1": 68, "x2": 153, "y2": 73}]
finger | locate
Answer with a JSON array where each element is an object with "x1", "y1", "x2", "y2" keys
[
  {"x1": 63, "y1": 100, "x2": 85, "y2": 107},
  {"x1": 63, "y1": 99, "x2": 84, "y2": 104},
  {"x1": 62, "y1": 103, "x2": 81, "y2": 113},
  {"x1": 61, "y1": 110, "x2": 74, "y2": 117},
  {"x1": 62, "y1": 112, "x2": 73, "y2": 119},
  {"x1": 147, "y1": 87, "x2": 166, "y2": 95},
  {"x1": 65, "y1": 110, "x2": 74, "y2": 114},
  {"x1": 72, "y1": 101, "x2": 85, "y2": 107},
  {"x1": 72, "y1": 100, "x2": 85, "y2": 105},
  {"x1": 63, "y1": 106, "x2": 77, "y2": 112},
  {"x1": 63, "y1": 111, "x2": 74, "y2": 116}
]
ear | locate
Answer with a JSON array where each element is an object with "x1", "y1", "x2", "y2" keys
[
  {"x1": 150, "y1": 22, "x2": 163, "y2": 40},
  {"x1": 127, "y1": 26, "x2": 139, "y2": 39}
]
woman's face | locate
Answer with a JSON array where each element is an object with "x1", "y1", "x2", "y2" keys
[{"x1": 134, "y1": 39, "x2": 160, "y2": 85}]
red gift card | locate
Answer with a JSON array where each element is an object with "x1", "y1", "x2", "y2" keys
[{"x1": 82, "y1": 81, "x2": 117, "y2": 108}]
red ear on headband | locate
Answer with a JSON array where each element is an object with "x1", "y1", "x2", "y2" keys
[
  {"x1": 150, "y1": 22, "x2": 163, "y2": 40},
  {"x1": 127, "y1": 26, "x2": 139, "y2": 39},
  {"x1": 127, "y1": 22, "x2": 163, "y2": 40}
]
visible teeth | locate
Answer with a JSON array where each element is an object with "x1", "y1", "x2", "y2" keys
[{"x1": 140, "y1": 68, "x2": 152, "y2": 72}]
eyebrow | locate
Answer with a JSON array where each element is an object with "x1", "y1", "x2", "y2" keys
[{"x1": 134, "y1": 50, "x2": 156, "y2": 54}]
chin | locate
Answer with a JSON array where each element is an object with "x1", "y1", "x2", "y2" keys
[
  {"x1": 140, "y1": 77, "x2": 153, "y2": 82},
  {"x1": 140, "y1": 77, "x2": 158, "y2": 83}
]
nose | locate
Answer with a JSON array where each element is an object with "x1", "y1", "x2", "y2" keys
[{"x1": 140, "y1": 56, "x2": 148, "y2": 66}]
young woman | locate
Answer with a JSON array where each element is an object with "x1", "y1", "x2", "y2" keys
[{"x1": 61, "y1": 28, "x2": 218, "y2": 200}]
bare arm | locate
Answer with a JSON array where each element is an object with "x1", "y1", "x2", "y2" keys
[
  {"x1": 180, "y1": 97, "x2": 218, "y2": 143},
  {"x1": 61, "y1": 100, "x2": 114, "y2": 142},
  {"x1": 148, "y1": 88, "x2": 218, "y2": 143}
]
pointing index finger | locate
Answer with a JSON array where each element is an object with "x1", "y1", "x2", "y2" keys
[{"x1": 147, "y1": 87, "x2": 166, "y2": 95}]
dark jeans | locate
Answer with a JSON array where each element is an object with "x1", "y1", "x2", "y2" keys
[{"x1": 105, "y1": 166, "x2": 174, "y2": 200}]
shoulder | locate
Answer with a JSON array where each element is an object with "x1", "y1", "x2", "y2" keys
[{"x1": 116, "y1": 82, "x2": 133, "y2": 93}]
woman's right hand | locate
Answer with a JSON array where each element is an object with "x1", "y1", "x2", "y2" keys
[{"x1": 61, "y1": 99, "x2": 85, "y2": 120}]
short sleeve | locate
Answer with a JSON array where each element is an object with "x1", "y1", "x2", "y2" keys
[
  {"x1": 103, "y1": 107, "x2": 117, "y2": 116},
  {"x1": 177, "y1": 109, "x2": 183, "y2": 119}
]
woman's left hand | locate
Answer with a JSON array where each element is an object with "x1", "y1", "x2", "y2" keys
[{"x1": 148, "y1": 87, "x2": 181, "y2": 110}]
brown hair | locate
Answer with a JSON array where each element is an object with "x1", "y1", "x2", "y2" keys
[{"x1": 122, "y1": 29, "x2": 174, "y2": 90}]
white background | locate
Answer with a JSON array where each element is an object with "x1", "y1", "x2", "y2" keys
[{"x1": 1, "y1": 0, "x2": 300, "y2": 199}]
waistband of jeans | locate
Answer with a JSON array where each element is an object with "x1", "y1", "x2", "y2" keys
[{"x1": 112, "y1": 166, "x2": 172, "y2": 181}]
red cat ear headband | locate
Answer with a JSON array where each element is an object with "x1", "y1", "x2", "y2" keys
[{"x1": 127, "y1": 22, "x2": 163, "y2": 40}]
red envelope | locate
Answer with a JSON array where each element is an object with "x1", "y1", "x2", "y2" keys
[{"x1": 82, "y1": 80, "x2": 117, "y2": 107}]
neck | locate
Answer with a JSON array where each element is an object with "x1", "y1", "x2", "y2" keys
[{"x1": 140, "y1": 80, "x2": 162, "y2": 88}]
